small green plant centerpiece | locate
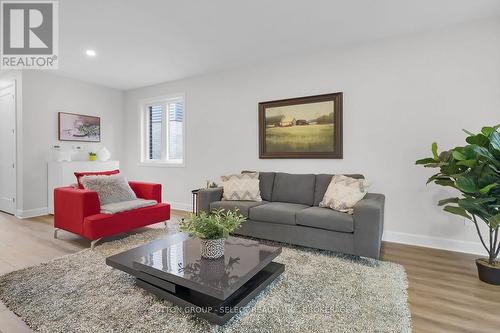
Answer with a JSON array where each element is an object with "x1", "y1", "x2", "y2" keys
[
  {"x1": 179, "y1": 209, "x2": 245, "y2": 259},
  {"x1": 416, "y1": 125, "x2": 500, "y2": 285},
  {"x1": 88, "y1": 152, "x2": 97, "y2": 161},
  {"x1": 206, "y1": 180, "x2": 219, "y2": 188}
]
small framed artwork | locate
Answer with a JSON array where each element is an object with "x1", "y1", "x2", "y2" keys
[
  {"x1": 58, "y1": 112, "x2": 101, "y2": 142},
  {"x1": 259, "y1": 92, "x2": 343, "y2": 158}
]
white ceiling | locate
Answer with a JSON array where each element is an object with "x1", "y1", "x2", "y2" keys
[{"x1": 57, "y1": 0, "x2": 500, "y2": 90}]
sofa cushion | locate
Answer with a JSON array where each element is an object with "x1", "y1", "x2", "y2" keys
[
  {"x1": 314, "y1": 174, "x2": 364, "y2": 206},
  {"x1": 258, "y1": 172, "x2": 275, "y2": 201},
  {"x1": 271, "y1": 173, "x2": 315, "y2": 206},
  {"x1": 210, "y1": 200, "x2": 268, "y2": 217},
  {"x1": 242, "y1": 171, "x2": 275, "y2": 201},
  {"x1": 83, "y1": 203, "x2": 170, "y2": 240},
  {"x1": 296, "y1": 206, "x2": 354, "y2": 233},
  {"x1": 249, "y1": 202, "x2": 309, "y2": 225},
  {"x1": 100, "y1": 199, "x2": 157, "y2": 214}
]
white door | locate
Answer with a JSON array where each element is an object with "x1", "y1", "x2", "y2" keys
[{"x1": 0, "y1": 84, "x2": 16, "y2": 214}]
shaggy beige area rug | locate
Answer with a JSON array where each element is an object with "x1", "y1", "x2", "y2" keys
[{"x1": 0, "y1": 228, "x2": 411, "y2": 333}]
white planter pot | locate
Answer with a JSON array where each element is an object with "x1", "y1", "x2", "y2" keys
[
  {"x1": 200, "y1": 238, "x2": 225, "y2": 259},
  {"x1": 200, "y1": 256, "x2": 225, "y2": 281}
]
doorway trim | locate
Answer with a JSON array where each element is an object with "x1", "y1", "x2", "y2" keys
[{"x1": 0, "y1": 80, "x2": 17, "y2": 215}]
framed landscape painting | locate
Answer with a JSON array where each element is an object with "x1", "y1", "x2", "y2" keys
[
  {"x1": 259, "y1": 92, "x2": 343, "y2": 158},
  {"x1": 58, "y1": 112, "x2": 101, "y2": 142}
]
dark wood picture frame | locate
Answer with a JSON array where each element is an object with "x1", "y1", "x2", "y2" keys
[
  {"x1": 58, "y1": 112, "x2": 101, "y2": 142},
  {"x1": 259, "y1": 92, "x2": 343, "y2": 159}
]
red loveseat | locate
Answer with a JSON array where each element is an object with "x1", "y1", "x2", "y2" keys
[{"x1": 54, "y1": 181, "x2": 170, "y2": 249}]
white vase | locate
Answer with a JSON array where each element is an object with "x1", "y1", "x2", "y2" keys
[
  {"x1": 200, "y1": 238, "x2": 225, "y2": 259},
  {"x1": 97, "y1": 147, "x2": 111, "y2": 161},
  {"x1": 57, "y1": 150, "x2": 72, "y2": 162}
]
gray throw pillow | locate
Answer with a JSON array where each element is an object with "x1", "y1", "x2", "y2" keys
[{"x1": 80, "y1": 174, "x2": 137, "y2": 205}]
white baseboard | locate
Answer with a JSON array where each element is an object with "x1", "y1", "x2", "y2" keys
[
  {"x1": 16, "y1": 207, "x2": 49, "y2": 219},
  {"x1": 170, "y1": 202, "x2": 191, "y2": 212},
  {"x1": 383, "y1": 230, "x2": 485, "y2": 256}
]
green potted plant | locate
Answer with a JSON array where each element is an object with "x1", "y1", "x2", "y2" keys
[
  {"x1": 416, "y1": 125, "x2": 500, "y2": 284},
  {"x1": 206, "y1": 180, "x2": 219, "y2": 188},
  {"x1": 179, "y1": 209, "x2": 245, "y2": 259},
  {"x1": 88, "y1": 152, "x2": 97, "y2": 161}
]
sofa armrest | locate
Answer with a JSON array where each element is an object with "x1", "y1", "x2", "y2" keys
[
  {"x1": 54, "y1": 187, "x2": 101, "y2": 236},
  {"x1": 129, "y1": 181, "x2": 162, "y2": 202},
  {"x1": 352, "y1": 193, "x2": 385, "y2": 259},
  {"x1": 197, "y1": 187, "x2": 223, "y2": 213}
]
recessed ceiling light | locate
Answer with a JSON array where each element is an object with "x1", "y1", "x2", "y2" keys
[{"x1": 85, "y1": 49, "x2": 96, "y2": 57}]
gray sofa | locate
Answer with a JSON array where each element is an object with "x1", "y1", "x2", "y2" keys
[{"x1": 197, "y1": 172, "x2": 385, "y2": 259}]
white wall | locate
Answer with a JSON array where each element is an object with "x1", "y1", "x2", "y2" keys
[
  {"x1": 19, "y1": 71, "x2": 123, "y2": 216},
  {"x1": 122, "y1": 18, "x2": 500, "y2": 254}
]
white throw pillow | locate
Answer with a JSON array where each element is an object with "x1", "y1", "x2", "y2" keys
[
  {"x1": 319, "y1": 175, "x2": 370, "y2": 214},
  {"x1": 221, "y1": 173, "x2": 262, "y2": 201},
  {"x1": 80, "y1": 174, "x2": 137, "y2": 205}
]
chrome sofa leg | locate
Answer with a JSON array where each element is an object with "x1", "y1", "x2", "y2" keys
[
  {"x1": 164, "y1": 220, "x2": 168, "y2": 228},
  {"x1": 90, "y1": 238, "x2": 102, "y2": 250},
  {"x1": 53, "y1": 228, "x2": 59, "y2": 239}
]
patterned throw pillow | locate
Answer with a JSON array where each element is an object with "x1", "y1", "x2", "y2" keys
[
  {"x1": 221, "y1": 173, "x2": 262, "y2": 201},
  {"x1": 319, "y1": 175, "x2": 370, "y2": 214},
  {"x1": 80, "y1": 174, "x2": 137, "y2": 205},
  {"x1": 74, "y1": 169, "x2": 120, "y2": 189}
]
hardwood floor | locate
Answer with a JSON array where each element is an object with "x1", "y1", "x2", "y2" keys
[
  {"x1": 0, "y1": 211, "x2": 187, "y2": 333},
  {"x1": 381, "y1": 243, "x2": 500, "y2": 333},
  {"x1": 0, "y1": 212, "x2": 498, "y2": 333}
]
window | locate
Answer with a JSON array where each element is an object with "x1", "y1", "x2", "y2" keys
[{"x1": 141, "y1": 95, "x2": 185, "y2": 166}]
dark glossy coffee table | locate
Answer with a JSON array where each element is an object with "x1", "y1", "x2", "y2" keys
[{"x1": 106, "y1": 233, "x2": 284, "y2": 325}]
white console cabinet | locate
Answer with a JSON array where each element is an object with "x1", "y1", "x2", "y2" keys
[{"x1": 47, "y1": 160, "x2": 119, "y2": 214}]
